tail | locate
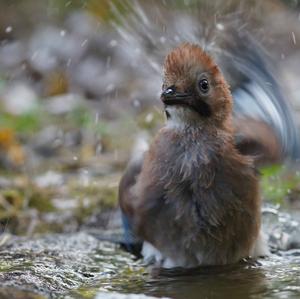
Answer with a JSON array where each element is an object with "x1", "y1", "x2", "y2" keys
[{"x1": 220, "y1": 32, "x2": 300, "y2": 163}]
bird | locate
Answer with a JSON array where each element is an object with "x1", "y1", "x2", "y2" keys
[{"x1": 118, "y1": 42, "x2": 275, "y2": 268}]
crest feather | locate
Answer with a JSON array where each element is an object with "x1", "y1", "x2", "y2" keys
[{"x1": 164, "y1": 43, "x2": 216, "y2": 77}]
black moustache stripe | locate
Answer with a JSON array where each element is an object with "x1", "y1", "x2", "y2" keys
[{"x1": 193, "y1": 100, "x2": 212, "y2": 118}]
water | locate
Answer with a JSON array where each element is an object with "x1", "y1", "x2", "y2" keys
[
  {"x1": 0, "y1": 208, "x2": 299, "y2": 299},
  {"x1": 78, "y1": 254, "x2": 300, "y2": 299},
  {"x1": 0, "y1": 233, "x2": 300, "y2": 299}
]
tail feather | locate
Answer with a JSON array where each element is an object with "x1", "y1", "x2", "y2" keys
[{"x1": 221, "y1": 33, "x2": 300, "y2": 161}]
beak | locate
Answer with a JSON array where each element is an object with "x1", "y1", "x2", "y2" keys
[
  {"x1": 161, "y1": 87, "x2": 212, "y2": 118},
  {"x1": 161, "y1": 87, "x2": 192, "y2": 106}
]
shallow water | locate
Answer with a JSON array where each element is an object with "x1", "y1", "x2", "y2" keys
[
  {"x1": 0, "y1": 208, "x2": 299, "y2": 299},
  {"x1": 73, "y1": 251, "x2": 300, "y2": 299}
]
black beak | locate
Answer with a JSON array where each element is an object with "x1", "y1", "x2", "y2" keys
[
  {"x1": 161, "y1": 87, "x2": 176, "y2": 98},
  {"x1": 161, "y1": 86, "x2": 212, "y2": 118},
  {"x1": 161, "y1": 87, "x2": 192, "y2": 106}
]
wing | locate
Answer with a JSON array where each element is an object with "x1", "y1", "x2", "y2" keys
[
  {"x1": 219, "y1": 32, "x2": 300, "y2": 164},
  {"x1": 118, "y1": 154, "x2": 144, "y2": 257}
]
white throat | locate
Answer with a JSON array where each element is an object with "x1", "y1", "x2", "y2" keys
[
  {"x1": 165, "y1": 106, "x2": 203, "y2": 130},
  {"x1": 165, "y1": 106, "x2": 187, "y2": 129}
]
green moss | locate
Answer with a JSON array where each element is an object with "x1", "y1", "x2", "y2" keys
[
  {"x1": 75, "y1": 186, "x2": 117, "y2": 221},
  {"x1": 260, "y1": 165, "x2": 300, "y2": 205},
  {"x1": 87, "y1": 0, "x2": 132, "y2": 23},
  {"x1": 0, "y1": 110, "x2": 42, "y2": 135},
  {"x1": 47, "y1": 0, "x2": 86, "y2": 16},
  {"x1": 0, "y1": 261, "x2": 13, "y2": 272},
  {"x1": 68, "y1": 106, "x2": 92, "y2": 128},
  {"x1": 68, "y1": 178, "x2": 118, "y2": 225},
  {"x1": 73, "y1": 288, "x2": 98, "y2": 299},
  {"x1": 0, "y1": 184, "x2": 56, "y2": 234},
  {"x1": 0, "y1": 189, "x2": 24, "y2": 220},
  {"x1": 32, "y1": 222, "x2": 65, "y2": 234},
  {"x1": 27, "y1": 186, "x2": 56, "y2": 213},
  {"x1": 67, "y1": 105, "x2": 107, "y2": 133}
]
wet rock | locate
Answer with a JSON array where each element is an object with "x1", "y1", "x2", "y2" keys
[
  {"x1": 28, "y1": 26, "x2": 83, "y2": 74},
  {"x1": 0, "y1": 287, "x2": 44, "y2": 299},
  {"x1": 0, "y1": 41, "x2": 25, "y2": 69},
  {"x1": 262, "y1": 205, "x2": 300, "y2": 251},
  {"x1": 52, "y1": 198, "x2": 78, "y2": 210},
  {"x1": 0, "y1": 233, "x2": 140, "y2": 298},
  {"x1": 1, "y1": 83, "x2": 38, "y2": 115},
  {"x1": 32, "y1": 126, "x2": 63, "y2": 156},
  {"x1": 34, "y1": 171, "x2": 64, "y2": 188},
  {"x1": 65, "y1": 11, "x2": 99, "y2": 38},
  {"x1": 45, "y1": 94, "x2": 83, "y2": 115},
  {"x1": 65, "y1": 11, "x2": 118, "y2": 58},
  {"x1": 0, "y1": 177, "x2": 13, "y2": 189},
  {"x1": 71, "y1": 56, "x2": 122, "y2": 98},
  {"x1": 95, "y1": 292, "x2": 170, "y2": 299}
]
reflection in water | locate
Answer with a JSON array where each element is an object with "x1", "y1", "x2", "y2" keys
[
  {"x1": 97, "y1": 254, "x2": 300, "y2": 299},
  {"x1": 146, "y1": 261, "x2": 268, "y2": 299}
]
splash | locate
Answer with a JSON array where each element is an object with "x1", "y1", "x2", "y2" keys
[{"x1": 103, "y1": 0, "x2": 300, "y2": 160}]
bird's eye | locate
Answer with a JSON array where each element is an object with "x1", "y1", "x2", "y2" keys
[{"x1": 198, "y1": 78, "x2": 209, "y2": 94}]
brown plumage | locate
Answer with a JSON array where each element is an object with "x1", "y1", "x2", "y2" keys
[
  {"x1": 119, "y1": 43, "x2": 268, "y2": 268},
  {"x1": 234, "y1": 117, "x2": 282, "y2": 166}
]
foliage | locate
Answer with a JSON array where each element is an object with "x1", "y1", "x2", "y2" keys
[
  {"x1": 0, "y1": 111, "x2": 42, "y2": 136},
  {"x1": 260, "y1": 164, "x2": 300, "y2": 206}
]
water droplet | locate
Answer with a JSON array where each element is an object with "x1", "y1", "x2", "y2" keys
[
  {"x1": 160, "y1": 36, "x2": 166, "y2": 44},
  {"x1": 133, "y1": 99, "x2": 141, "y2": 108},
  {"x1": 81, "y1": 39, "x2": 88, "y2": 47},
  {"x1": 95, "y1": 143, "x2": 102, "y2": 155},
  {"x1": 67, "y1": 58, "x2": 72, "y2": 67},
  {"x1": 114, "y1": 149, "x2": 119, "y2": 161},
  {"x1": 145, "y1": 113, "x2": 154, "y2": 123},
  {"x1": 109, "y1": 40, "x2": 118, "y2": 47},
  {"x1": 65, "y1": 0, "x2": 72, "y2": 7},
  {"x1": 31, "y1": 51, "x2": 38, "y2": 61},
  {"x1": 105, "y1": 83, "x2": 115, "y2": 92},
  {"x1": 106, "y1": 56, "x2": 111, "y2": 69},
  {"x1": 174, "y1": 35, "x2": 180, "y2": 42},
  {"x1": 216, "y1": 23, "x2": 224, "y2": 31},
  {"x1": 292, "y1": 32, "x2": 296, "y2": 45},
  {"x1": 95, "y1": 112, "x2": 100, "y2": 124},
  {"x1": 5, "y1": 26, "x2": 13, "y2": 33}
]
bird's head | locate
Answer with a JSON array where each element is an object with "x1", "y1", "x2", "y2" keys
[{"x1": 162, "y1": 43, "x2": 232, "y2": 129}]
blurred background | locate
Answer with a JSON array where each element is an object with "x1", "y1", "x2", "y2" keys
[
  {"x1": 1, "y1": 1, "x2": 300, "y2": 298},
  {"x1": 1, "y1": 0, "x2": 300, "y2": 236},
  {"x1": 0, "y1": 0, "x2": 300, "y2": 235}
]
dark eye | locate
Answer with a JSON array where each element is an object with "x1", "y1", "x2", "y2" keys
[{"x1": 198, "y1": 79, "x2": 209, "y2": 94}]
